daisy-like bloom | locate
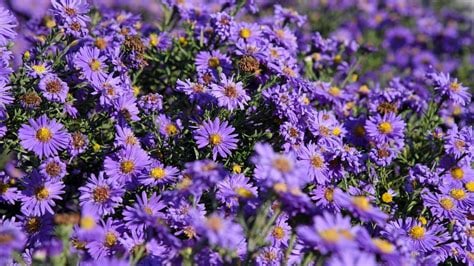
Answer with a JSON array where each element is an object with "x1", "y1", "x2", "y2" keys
[
  {"x1": 0, "y1": 81, "x2": 13, "y2": 110},
  {"x1": 69, "y1": 131, "x2": 88, "y2": 156},
  {"x1": 267, "y1": 215, "x2": 291, "y2": 248},
  {"x1": 38, "y1": 74, "x2": 69, "y2": 103},
  {"x1": 252, "y1": 143, "x2": 307, "y2": 188},
  {"x1": 192, "y1": 212, "x2": 245, "y2": 250},
  {"x1": 114, "y1": 126, "x2": 139, "y2": 147},
  {"x1": 18, "y1": 115, "x2": 70, "y2": 158},
  {"x1": 311, "y1": 186, "x2": 342, "y2": 213},
  {"x1": 91, "y1": 73, "x2": 124, "y2": 107},
  {"x1": 422, "y1": 191, "x2": 465, "y2": 220},
  {"x1": 138, "y1": 93, "x2": 163, "y2": 113},
  {"x1": 231, "y1": 22, "x2": 262, "y2": 43},
  {"x1": 74, "y1": 46, "x2": 107, "y2": 82},
  {"x1": 0, "y1": 7, "x2": 17, "y2": 46},
  {"x1": 138, "y1": 159, "x2": 179, "y2": 187},
  {"x1": 195, "y1": 50, "x2": 232, "y2": 76},
  {"x1": 51, "y1": 0, "x2": 90, "y2": 23},
  {"x1": 176, "y1": 79, "x2": 213, "y2": 105},
  {"x1": 297, "y1": 142, "x2": 329, "y2": 184},
  {"x1": 365, "y1": 112, "x2": 405, "y2": 144},
  {"x1": 216, "y1": 173, "x2": 258, "y2": 211},
  {"x1": 104, "y1": 146, "x2": 150, "y2": 184},
  {"x1": 112, "y1": 94, "x2": 140, "y2": 122},
  {"x1": 210, "y1": 74, "x2": 250, "y2": 111},
  {"x1": 26, "y1": 62, "x2": 51, "y2": 79},
  {"x1": 255, "y1": 247, "x2": 283, "y2": 265},
  {"x1": 20, "y1": 171, "x2": 65, "y2": 216},
  {"x1": 123, "y1": 191, "x2": 166, "y2": 232},
  {"x1": 429, "y1": 71, "x2": 471, "y2": 106},
  {"x1": 79, "y1": 172, "x2": 124, "y2": 216},
  {"x1": 39, "y1": 157, "x2": 67, "y2": 180},
  {"x1": 18, "y1": 214, "x2": 54, "y2": 244},
  {"x1": 86, "y1": 218, "x2": 123, "y2": 259},
  {"x1": 334, "y1": 190, "x2": 388, "y2": 225},
  {"x1": 0, "y1": 218, "x2": 26, "y2": 262},
  {"x1": 444, "y1": 126, "x2": 473, "y2": 159},
  {"x1": 0, "y1": 172, "x2": 19, "y2": 204},
  {"x1": 194, "y1": 118, "x2": 238, "y2": 161},
  {"x1": 383, "y1": 217, "x2": 443, "y2": 253},
  {"x1": 440, "y1": 182, "x2": 474, "y2": 210},
  {"x1": 308, "y1": 110, "x2": 342, "y2": 148},
  {"x1": 296, "y1": 212, "x2": 359, "y2": 254},
  {"x1": 156, "y1": 114, "x2": 182, "y2": 138}
]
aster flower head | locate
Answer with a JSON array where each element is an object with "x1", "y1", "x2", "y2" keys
[
  {"x1": 192, "y1": 212, "x2": 245, "y2": 251},
  {"x1": 156, "y1": 114, "x2": 182, "y2": 138},
  {"x1": 26, "y1": 62, "x2": 52, "y2": 79},
  {"x1": 20, "y1": 171, "x2": 65, "y2": 216},
  {"x1": 0, "y1": 7, "x2": 17, "y2": 46},
  {"x1": 267, "y1": 215, "x2": 291, "y2": 248},
  {"x1": 51, "y1": 0, "x2": 90, "y2": 21},
  {"x1": 211, "y1": 74, "x2": 250, "y2": 111},
  {"x1": 39, "y1": 157, "x2": 67, "y2": 180},
  {"x1": 0, "y1": 218, "x2": 26, "y2": 261},
  {"x1": 334, "y1": 190, "x2": 388, "y2": 225},
  {"x1": 0, "y1": 172, "x2": 19, "y2": 204},
  {"x1": 69, "y1": 131, "x2": 88, "y2": 156},
  {"x1": 112, "y1": 94, "x2": 140, "y2": 123},
  {"x1": 114, "y1": 125, "x2": 140, "y2": 148},
  {"x1": 195, "y1": 50, "x2": 232, "y2": 77},
  {"x1": 75, "y1": 46, "x2": 107, "y2": 82},
  {"x1": 0, "y1": 81, "x2": 13, "y2": 110},
  {"x1": 194, "y1": 118, "x2": 238, "y2": 160},
  {"x1": 104, "y1": 146, "x2": 150, "y2": 184},
  {"x1": 231, "y1": 22, "x2": 262, "y2": 43},
  {"x1": 85, "y1": 218, "x2": 123, "y2": 259},
  {"x1": 422, "y1": 191, "x2": 465, "y2": 220},
  {"x1": 123, "y1": 191, "x2": 166, "y2": 232},
  {"x1": 428, "y1": 71, "x2": 471, "y2": 106},
  {"x1": 444, "y1": 126, "x2": 473, "y2": 160},
  {"x1": 216, "y1": 173, "x2": 257, "y2": 211},
  {"x1": 176, "y1": 79, "x2": 213, "y2": 105},
  {"x1": 79, "y1": 172, "x2": 124, "y2": 216},
  {"x1": 38, "y1": 74, "x2": 69, "y2": 103},
  {"x1": 138, "y1": 159, "x2": 180, "y2": 187},
  {"x1": 297, "y1": 142, "x2": 329, "y2": 184},
  {"x1": 19, "y1": 115, "x2": 70, "y2": 158},
  {"x1": 365, "y1": 112, "x2": 405, "y2": 144}
]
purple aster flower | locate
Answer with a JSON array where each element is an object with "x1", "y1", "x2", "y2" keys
[
  {"x1": 195, "y1": 50, "x2": 231, "y2": 76},
  {"x1": 365, "y1": 112, "x2": 405, "y2": 144},
  {"x1": 39, "y1": 157, "x2": 67, "y2": 180},
  {"x1": 18, "y1": 115, "x2": 70, "y2": 158},
  {"x1": 176, "y1": 79, "x2": 213, "y2": 105},
  {"x1": 0, "y1": 81, "x2": 13, "y2": 110},
  {"x1": 428, "y1": 71, "x2": 471, "y2": 106},
  {"x1": 444, "y1": 126, "x2": 473, "y2": 159},
  {"x1": 422, "y1": 191, "x2": 465, "y2": 220},
  {"x1": 440, "y1": 182, "x2": 474, "y2": 210},
  {"x1": 193, "y1": 118, "x2": 238, "y2": 160},
  {"x1": 91, "y1": 73, "x2": 124, "y2": 107},
  {"x1": 267, "y1": 215, "x2": 291, "y2": 248},
  {"x1": 210, "y1": 74, "x2": 250, "y2": 111},
  {"x1": 85, "y1": 218, "x2": 123, "y2": 259},
  {"x1": 123, "y1": 191, "x2": 166, "y2": 232},
  {"x1": 0, "y1": 172, "x2": 19, "y2": 204},
  {"x1": 74, "y1": 46, "x2": 107, "y2": 82},
  {"x1": 0, "y1": 218, "x2": 26, "y2": 262},
  {"x1": 138, "y1": 159, "x2": 179, "y2": 187},
  {"x1": 114, "y1": 125, "x2": 139, "y2": 148},
  {"x1": 252, "y1": 143, "x2": 307, "y2": 189},
  {"x1": 216, "y1": 173, "x2": 257, "y2": 211},
  {"x1": 138, "y1": 93, "x2": 163, "y2": 113},
  {"x1": 147, "y1": 32, "x2": 172, "y2": 51},
  {"x1": 51, "y1": 0, "x2": 90, "y2": 22},
  {"x1": 296, "y1": 212, "x2": 359, "y2": 254},
  {"x1": 274, "y1": 5, "x2": 307, "y2": 27},
  {"x1": 231, "y1": 22, "x2": 262, "y2": 43},
  {"x1": 79, "y1": 172, "x2": 124, "y2": 216},
  {"x1": 308, "y1": 110, "x2": 342, "y2": 148},
  {"x1": 310, "y1": 186, "x2": 342, "y2": 213},
  {"x1": 112, "y1": 94, "x2": 140, "y2": 122},
  {"x1": 38, "y1": 74, "x2": 69, "y2": 103},
  {"x1": 297, "y1": 143, "x2": 329, "y2": 184},
  {"x1": 334, "y1": 190, "x2": 388, "y2": 225},
  {"x1": 69, "y1": 131, "x2": 88, "y2": 156},
  {"x1": 104, "y1": 146, "x2": 150, "y2": 184},
  {"x1": 20, "y1": 171, "x2": 65, "y2": 216},
  {"x1": 0, "y1": 7, "x2": 17, "y2": 46},
  {"x1": 26, "y1": 62, "x2": 52, "y2": 79},
  {"x1": 156, "y1": 114, "x2": 182, "y2": 138},
  {"x1": 19, "y1": 214, "x2": 54, "y2": 244},
  {"x1": 255, "y1": 246, "x2": 282, "y2": 265},
  {"x1": 192, "y1": 212, "x2": 245, "y2": 251},
  {"x1": 210, "y1": 12, "x2": 234, "y2": 38}
]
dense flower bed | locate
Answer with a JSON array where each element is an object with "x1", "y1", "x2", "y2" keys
[{"x1": 0, "y1": 0, "x2": 473, "y2": 265}]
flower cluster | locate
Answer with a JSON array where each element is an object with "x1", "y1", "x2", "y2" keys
[{"x1": 0, "y1": 0, "x2": 472, "y2": 265}]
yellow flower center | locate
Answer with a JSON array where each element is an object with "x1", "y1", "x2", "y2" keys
[
  {"x1": 378, "y1": 122, "x2": 393, "y2": 134},
  {"x1": 208, "y1": 57, "x2": 220, "y2": 68},
  {"x1": 272, "y1": 226, "x2": 285, "y2": 239},
  {"x1": 465, "y1": 181, "x2": 474, "y2": 192},
  {"x1": 439, "y1": 198, "x2": 454, "y2": 210},
  {"x1": 239, "y1": 28, "x2": 251, "y2": 39},
  {"x1": 273, "y1": 156, "x2": 291, "y2": 173},
  {"x1": 149, "y1": 33, "x2": 159, "y2": 46},
  {"x1": 409, "y1": 226, "x2": 425, "y2": 240},
  {"x1": 80, "y1": 216, "x2": 96, "y2": 230},
  {"x1": 352, "y1": 196, "x2": 371, "y2": 211},
  {"x1": 273, "y1": 182, "x2": 288, "y2": 193},
  {"x1": 359, "y1": 85, "x2": 370, "y2": 94},
  {"x1": 150, "y1": 167, "x2": 166, "y2": 180},
  {"x1": 209, "y1": 134, "x2": 222, "y2": 145},
  {"x1": 324, "y1": 188, "x2": 334, "y2": 202},
  {"x1": 35, "y1": 186, "x2": 49, "y2": 200},
  {"x1": 450, "y1": 189, "x2": 466, "y2": 200},
  {"x1": 26, "y1": 217, "x2": 41, "y2": 234},
  {"x1": 320, "y1": 228, "x2": 340, "y2": 243},
  {"x1": 310, "y1": 155, "x2": 324, "y2": 168},
  {"x1": 105, "y1": 232, "x2": 117, "y2": 247},
  {"x1": 36, "y1": 127, "x2": 53, "y2": 142},
  {"x1": 206, "y1": 216, "x2": 222, "y2": 231},
  {"x1": 372, "y1": 238, "x2": 395, "y2": 254},
  {"x1": 328, "y1": 86, "x2": 341, "y2": 97},
  {"x1": 165, "y1": 124, "x2": 178, "y2": 136},
  {"x1": 120, "y1": 160, "x2": 135, "y2": 174},
  {"x1": 332, "y1": 127, "x2": 341, "y2": 136},
  {"x1": 381, "y1": 192, "x2": 393, "y2": 203},
  {"x1": 232, "y1": 164, "x2": 242, "y2": 173},
  {"x1": 450, "y1": 167, "x2": 464, "y2": 180},
  {"x1": 235, "y1": 187, "x2": 253, "y2": 198},
  {"x1": 93, "y1": 186, "x2": 110, "y2": 203},
  {"x1": 89, "y1": 59, "x2": 101, "y2": 71},
  {"x1": 450, "y1": 82, "x2": 460, "y2": 92},
  {"x1": 183, "y1": 226, "x2": 196, "y2": 239},
  {"x1": 32, "y1": 64, "x2": 47, "y2": 74}
]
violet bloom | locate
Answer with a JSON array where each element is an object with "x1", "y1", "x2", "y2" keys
[
  {"x1": 192, "y1": 212, "x2": 245, "y2": 251},
  {"x1": 69, "y1": 132, "x2": 88, "y2": 156},
  {"x1": 195, "y1": 50, "x2": 231, "y2": 76},
  {"x1": 39, "y1": 157, "x2": 67, "y2": 180},
  {"x1": 334, "y1": 190, "x2": 388, "y2": 225},
  {"x1": 138, "y1": 159, "x2": 179, "y2": 187},
  {"x1": 75, "y1": 46, "x2": 107, "y2": 82},
  {"x1": 20, "y1": 171, "x2": 65, "y2": 216},
  {"x1": 365, "y1": 112, "x2": 405, "y2": 144},
  {"x1": 0, "y1": 172, "x2": 19, "y2": 204},
  {"x1": 444, "y1": 126, "x2": 473, "y2": 159},
  {"x1": 114, "y1": 125, "x2": 140, "y2": 148},
  {"x1": 79, "y1": 172, "x2": 124, "y2": 216},
  {"x1": 156, "y1": 114, "x2": 182, "y2": 138},
  {"x1": 216, "y1": 173, "x2": 257, "y2": 211},
  {"x1": 422, "y1": 191, "x2": 464, "y2": 221},
  {"x1": 194, "y1": 118, "x2": 238, "y2": 160},
  {"x1": 0, "y1": 7, "x2": 17, "y2": 46},
  {"x1": 18, "y1": 115, "x2": 70, "y2": 158},
  {"x1": 297, "y1": 143, "x2": 329, "y2": 184},
  {"x1": 0, "y1": 218, "x2": 26, "y2": 263},
  {"x1": 211, "y1": 74, "x2": 250, "y2": 111},
  {"x1": 0, "y1": 81, "x2": 13, "y2": 110},
  {"x1": 51, "y1": 0, "x2": 90, "y2": 22},
  {"x1": 429, "y1": 71, "x2": 471, "y2": 106},
  {"x1": 123, "y1": 191, "x2": 166, "y2": 232},
  {"x1": 104, "y1": 146, "x2": 150, "y2": 184},
  {"x1": 176, "y1": 79, "x2": 213, "y2": 105},
  {"x1": 112, "y1": 94, "x2": 140, "y2": 122},
  {"x1": 86, "y1": 218, "x2": 123, "y2": 259},
  {"x1": 38, "y1": 74, "x2": 69, "y2": 103}
]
